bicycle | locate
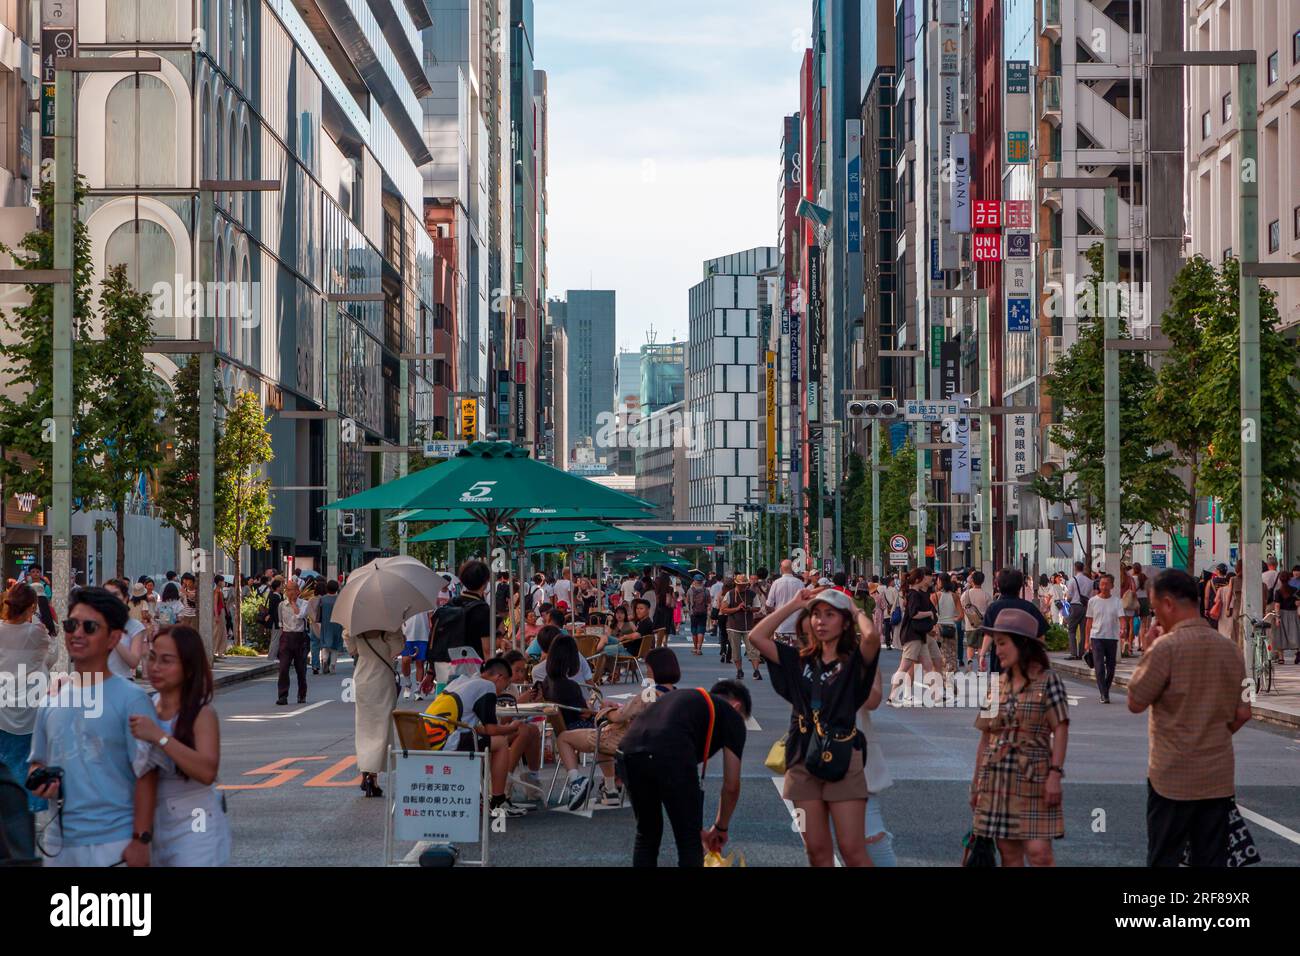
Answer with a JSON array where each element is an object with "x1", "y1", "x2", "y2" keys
[{"x1": 1245, "y1": 614, "x2": 1276, "y2": 696}]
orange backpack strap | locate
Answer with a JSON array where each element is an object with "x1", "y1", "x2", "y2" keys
[{"x1": 697, "y1": 687, "x2": 716, "y2": 782}]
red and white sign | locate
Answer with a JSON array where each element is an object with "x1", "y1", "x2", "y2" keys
[
  {"x1": 973, "y1": 200, "x2": 1002, "y2": 229},
  {"x1": 973, "y1": 233, "x2": 1003, "y2": 261},
  {"x1": 1004, "y1": 200, "x2": 1031, "y2": 229}
]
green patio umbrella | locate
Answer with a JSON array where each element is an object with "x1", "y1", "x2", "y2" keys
[{"x1": 327, "y1": 442, "x2": 653, "y2": 643}]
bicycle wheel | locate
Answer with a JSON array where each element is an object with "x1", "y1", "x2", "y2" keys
[{"x1": 1263, "y1": 656, "x2": 1274, "y2": 694}]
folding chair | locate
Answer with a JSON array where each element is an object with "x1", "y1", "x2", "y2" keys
[{"x1": 653, "y1": 627, "x2": 669, "y2": 649}]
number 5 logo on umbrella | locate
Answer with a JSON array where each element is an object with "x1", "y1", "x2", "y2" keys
[{"x1": 460, "y1": 480, "x2": 497, "y2": 502}]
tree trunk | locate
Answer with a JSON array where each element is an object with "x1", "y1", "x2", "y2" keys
[{"x1": 115, "y1": 503, "x2": 127, "y2": 580}]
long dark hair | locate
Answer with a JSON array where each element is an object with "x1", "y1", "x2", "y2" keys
[
  {"x1": 544, "y1": 634, "x2": 581, "y2": 699},
  {"x1": 654, "y1": 573, "x2": 671, "y2": 605},
  {"x1": 796, "y1": 605, "x2": 860, "y2": 661},
  {"x1": 1003, "y1": 633, "x2": 1051, "y2": 676},
  {"x1": 153, "y1": 625, "x2": 213, "y2": 772}
]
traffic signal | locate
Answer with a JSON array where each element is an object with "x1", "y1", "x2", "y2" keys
[
  {"x1": 340, "y1": 512, "x2": 356, "y2": 537},
  {"x1": 846, "y1": 399, "x2": 901, "y2": 420}
]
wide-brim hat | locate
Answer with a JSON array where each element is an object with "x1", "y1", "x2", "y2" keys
[{"x1": 989, "y1": 608, "x2": 1042, "y2": 642}]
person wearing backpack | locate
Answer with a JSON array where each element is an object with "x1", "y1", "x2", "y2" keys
[
  {"x1": 686, "y1": 573, "x2": 710, "y2": 655},
  {"x1": 420, "y1": 560, "x2": 493, "y2": 696}
]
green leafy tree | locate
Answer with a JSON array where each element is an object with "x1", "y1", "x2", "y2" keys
[
  {"x1": 215, "y1": 390, "x2": 273, "y2": 646},
  {"x1": 84, "y1": 264, "x2": 167, "y2": 579},
  {"x1": 155, "y1": 356, "x2": 229, "y2": 557},
  {"x1": 1188, "y1": 258, "x2": 1300, "y2": 532},
  {"x1": 876, "y1": 433, "x2": 915, "y2": 564},
  {"x1": 1042, "y1": 244, "x2": 1185, "y2": 560},
  {"x1": 840, "y1": 451, "x2": 868, "y2": 564},
  {"x1": 0, "y1": 179, "x2": 101, "y2": 510}
]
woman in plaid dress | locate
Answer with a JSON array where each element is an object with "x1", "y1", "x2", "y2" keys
[{"x1": 969, "y1": 608, "x2": 1070, "y2": 866}]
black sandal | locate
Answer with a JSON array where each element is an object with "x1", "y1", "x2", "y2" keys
[{"x1": 361, "y1": 773, "x2": 383, "y2": 798}]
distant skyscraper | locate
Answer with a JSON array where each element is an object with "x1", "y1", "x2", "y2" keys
[
  {"x1": 688, "y1": 248, "x2": 778, "y2": 523},
  {"x1": 564, "y1": 290, "x2": 616, "y2": 459},
  {"x1": 640, "y1": 341, "x2": 686, "y2": 415}
]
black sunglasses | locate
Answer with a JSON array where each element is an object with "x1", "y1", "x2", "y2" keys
[{"x1": 62, "y1": 618, "x2": 104, "y2": 635}]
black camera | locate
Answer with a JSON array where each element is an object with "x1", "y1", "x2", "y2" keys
[{"x1": 25, "y1": 765, "x2": 63, "y2": 792}]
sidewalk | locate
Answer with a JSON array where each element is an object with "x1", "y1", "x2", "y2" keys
[
  {"x1": 212, "y1": 654, "x2": 278, "y2": 689},
  {"x1": 1049, "y1": 650, "x2": 1300, "y2": 730}
]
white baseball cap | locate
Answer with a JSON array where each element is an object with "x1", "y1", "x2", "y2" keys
[{"x1": 807, "y1": 588, "x2": 856, "y2": 614}]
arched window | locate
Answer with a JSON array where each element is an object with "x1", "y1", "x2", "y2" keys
[
  {"x1": 241, "y1": 0, "x2": 252, "y2": 84},
  {"x1": 214, "y1": 236, "x2": 225, "y2": 352},
  {"x1": 106, "y1": 76, "x2": 177, "y2": 187},
  {"x1": 241, "y1": 122, "x2": 252, "y2": 224},
  {"x1": 199, "y1": 82, "x2": 210, "y2": 178},
  {"x1": 239, "y1": 253, "x2": 252, "y2": 361},
  {"x1": 227, "y1": 107, "x2": 238, "y2": 214},
  {"x1": 226, "y1": 244, "x2": 238, "y2": 360},
  {"x1": 105, "y1": 219, "x2": 175, "y2": 321}
]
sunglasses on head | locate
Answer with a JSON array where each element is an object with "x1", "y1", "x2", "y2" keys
[{"x1": 63, "y1": 618, "x2": 104, "y2": 635}]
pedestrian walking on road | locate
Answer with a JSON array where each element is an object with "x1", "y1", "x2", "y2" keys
[
  {"x1": 0, "y1": 582, "x2": 55, "y2": 811},
  {"x1": 1127, "y1": 569, "x2": 1251, "y2": 866},
  {"x1": 345, "y1": 618, "x2": 404, "y2": 799},
  {"x1": 275, "y1": 578, "x2": 309, "y2": 706},
  {"x1": 720, "y1": 573, "x2": 762, "y2": 681},
  {"x1": 969, "y1": 608, "x2": 1069, "y2": 867},
  {"x1": 130, "y1": 625, "x2": 231, "y2": 866},
  {"x1": 746, "y1": 586, "x2": 882, "y2": 867},
  {"x1": 313, "y1": 579, "x2": 345, "y2": 673},
  {"x1": 936, "y1": 575, "x2": 961, "y2": 673},
  {"x1": 686, "y1": 573, "x2": 710, "y2": 655},
  {"x1": 896, "y1": 569, "x2": 941, "y2": 697},
  {"x1": 1084, "y1": 573, "x2": 1122, "y2": 703},
  {"x1": 1064, "y1": 562, "x2": 1092, "y2": 660}
]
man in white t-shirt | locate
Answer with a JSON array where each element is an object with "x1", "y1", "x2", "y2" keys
[
  {"x1": 1084, "y1": 573, "x2": 1123, "y2": 703},
  {"x1": 764, "y1": 560, "x2": 805, "y2": 641},
  {"x1": 620, "y1": 574, "x2": 637, "y2": 607},
  {"x1": 553, "y1": 569, "x2": 573, "y2": 608}
]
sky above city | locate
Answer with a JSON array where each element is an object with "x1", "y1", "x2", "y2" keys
[{"x1": 537, "y1": 0, "x2": 805, "y2": 354}]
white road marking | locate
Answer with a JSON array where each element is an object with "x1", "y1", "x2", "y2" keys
[
  {"x1": 770, "y1": 776, "x2": 842, "y2": 867},
  {"x1": 226, "y1": 700, "x2": 330, "y2": 721},
  {"x1": 744, "y1": 715, "x2": 762, "y2": 731},
  {"x1": 1237, "y1": 805, "x2": 1300, "y2": 846}
]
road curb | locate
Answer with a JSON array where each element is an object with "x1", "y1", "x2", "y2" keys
[
  {"x1": 214, "y1": 660, "x2": 278, "y2": 689},
  {"x1": 1053, "y1": 658, "x2": 1300, "y2": 731}
]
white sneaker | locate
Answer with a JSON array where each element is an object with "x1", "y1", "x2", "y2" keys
[
  {"x1": 567, "y1": 774, "x2": 593, "y2": 812},
  {"x1": 402, "y1": 686, "x2": 412, "y2": 700}
]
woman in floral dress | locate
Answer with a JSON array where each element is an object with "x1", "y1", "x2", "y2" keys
[{"x1": 970, "y1": 608, "x2": 1070, "y2": 866}]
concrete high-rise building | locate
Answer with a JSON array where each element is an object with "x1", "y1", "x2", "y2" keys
[
  {"x1": 541, "y1": 298, "x2": 567, "y2": 469},
  {"x1": 688, "y1": 247, "x2": 778, "y2": 523},
  {"x1": 564, "y1": 290, "x2": 616, "y2": 458},
  {"x1": 615, "y1": 350, "x2": 641, "y2": 411},
  {"x1": 509, "y1": 0, "x2": 539, "y2": 447},
  {"x1": 39, "y1": 0, "x2": 438, "y2": 579},
  {"x1": 639, "y1": 341, "x2": 686, "y2": 415},
  {"x1": 635, "y1": 401, "x2": 690, "y2": 521}
]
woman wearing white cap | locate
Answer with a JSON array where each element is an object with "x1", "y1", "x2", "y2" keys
[
  {"x1": 969, "y1": 607, "x2": 1070, "y2": 866},
  {"x1": 747, "y1": 586, "x2": 882, "y2": 867}
]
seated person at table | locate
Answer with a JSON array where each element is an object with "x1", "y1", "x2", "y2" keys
[
  {"x1": 549, "y1": 604, "x2": 571, "y2": 632},
  {"x1": 541, "y1": 636, "x2": 596, "y2": 734},
  {"x1": 422, "y1": 657, "x2": 540, "y2": 817},
  {"x1": 526, "y1": 604, "x2": 554, "y2": 656},
  {"x1": 597, "y1": 604, "x2": 640, "y2": 658},
  {"x1": 558, "y1": 647, "x2": 680, "y2": 810},
  {"x1": 503, "y1": 649, "x2": 540, "y2": 703},
  {"x1": 531, "y1": 625, "x2": 593, "y2": 683},
  {"x1": 631, "y1": 599, "x2": 656, "y2": 642}
]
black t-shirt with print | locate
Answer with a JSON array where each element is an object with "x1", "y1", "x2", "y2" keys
[
  {"x1": 619, "y1": 688, "x2": 746, "y2": 764},
  {"x1": 768, "y1": 641, "x2": 877, "y2": 765}
]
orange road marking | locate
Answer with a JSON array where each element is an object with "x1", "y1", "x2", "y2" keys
[
  {"x1": 303, "y1": 755, "x2": 362, "y2": 788},
  {"x1": 219, "y1": 756, "x2": 327, "y2": 790}
]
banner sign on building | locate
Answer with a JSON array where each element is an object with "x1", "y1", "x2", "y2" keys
[
  {"x1": 1007, "y1": 297, "x2": 1033, "y2": 332},
  {"x1": 1006, "y1": 131, "x2": 1030, "y2": 164},
  {"x1": 973, "y1": 234, "x2": 1003, "y2": 261},
  {"x1": 846, "y1": 122, "x2": 861, "y2": 253},
  {"x1": 765, "y1": 350, "x2": 777, "y2": 498},
  {"x1": 930, "y1": 238, "x2": 942, "y2": 281},
  {"x1": 1004, "y1": 412, "x2": 1037, "y2": 491},
  {"x1": 1005, "y1": 259, "x2": 1032, "y2": 297},
  {"x1": 973, "y1": 200, "x2": 1002, "y2": 229},
  {"x1": 951, "y1": 133, "x2": 971, "y2": 233},
  {"x1": 931, "y1": 325, "x2": 944, "y2": 369},
  {"x1": 1006, "y1": 61, "x2": 1030, "y2": 94},
  {"x1": 781, "y1": 307, "x2": 790, "y2": 336},
  {"x1": 1004, "y1": 200, "x2": 1032, "y2": 228},
  {"x1": 40, "y1": 0, "x2": 77, "y2": 192},
  {"x1": 807, "y1": 246, "x2": 822, "y2": 422},
  {"x1": 953, "y1": 413, "x2": 972, "y2": 494},
  {"x1": 1007, "y1": 233, "x2": 1031, "y2": 258},
  {"x1": 459, "y1": 397, "x2": 479, "y2": 440}
]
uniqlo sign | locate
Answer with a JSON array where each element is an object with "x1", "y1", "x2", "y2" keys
[
  {"x1": 973, "y1": 200, "x2": 1001, "y2": 229},
  {"x1": 1004, "y1": 200, "x2": 1031, "y2": 229},
  {"x1": 973, "y1": 233, "x2": 1003, "y2": 261}
]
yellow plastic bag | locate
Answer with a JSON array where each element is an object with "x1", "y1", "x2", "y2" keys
[
  {"x1": 764, "y1": 738, "x2": 787, "y2": 774},
  {"x1": 704, "y1": 850, "x2": 747, "y2": 867}
]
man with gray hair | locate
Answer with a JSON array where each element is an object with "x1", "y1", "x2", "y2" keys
[{"x1": 764, "y1": 560, "x2": 804, "y2": 644}]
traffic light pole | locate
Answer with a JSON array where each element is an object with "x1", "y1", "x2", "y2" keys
[{"x1": 871, "y1": 417, "x2": 880, "y2": 577}]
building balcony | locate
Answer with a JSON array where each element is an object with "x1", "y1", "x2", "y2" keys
[
  {"x1": 1040, "y1": 75, "x2": 1062, "y2": 122},
  {"x1": 1042, "y1": 0, "x2": 1061, "y2": 38},
  {"x1": 1042, "y1": 249, "x2": 1064, "y2": 286},
  {"x1": 1041, "y1": 334, "x2": 1065, "y2": 377}
]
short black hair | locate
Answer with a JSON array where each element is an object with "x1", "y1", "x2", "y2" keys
[
  {"x1": 536, "y1": 625, "x2": 563, "y2": 654},
  {"x1": 502, "y1": 648, "x2": 527, "y2": 668},
  {"x1": 1151, "y1": 568, "x2": 1199, "y2": 606},
  {"x1": 68, "y1": 586, "x2": 129, "y2": 631},
  {"x1": 180, "y1": 571, "x2": 196, "y2": 583},
  {"x1": 480, "y1": 657, "x2": 511, "y2": 678},
  {"x1": 161, "y1": 582, "x2": 181, "y2": 602},
  {"x1": 458, "y1": 560, "x2": 490, "y2": 592},
  {"x1": 633, "y1": 598, "x2": 650, "y2": 611},
  {"x1": 710, "y1": 679, "x2": 752, "y2": 719},
  {"x1": 547, "y1": 608, "x2": 566, "y2": 627},
  {"x1": 972, "y1": 570, "x2": 985, "y2": 586},
  {"x1": 325, "y1": 579, "x2": 339, "y2": 594},
  {"x1": 833, "y1": 571, "x2": 848, "y2": 587},
  {"x1": 996, "y1": 568, "x2": 1024, "y2": 596},
  {"x1": 165, "y1": 570, "x2": 178, "y2": 581},
  {"x1": 645, "y1": 647, "x2": 681, "y2": 684}
]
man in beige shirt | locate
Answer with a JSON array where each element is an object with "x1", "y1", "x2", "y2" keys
[{"x1": 1128, "y1": 568, "x2": 1251, "y2": 867}]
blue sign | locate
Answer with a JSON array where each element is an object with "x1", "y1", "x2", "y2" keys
[
  {"x1": 1007, "y1": 297, "x2": 1032, "y2": 332},
  {"x1": 930, "y1": 239, "x2": 942, "y2": 281},
  {"x1": 847, "y1": 153, "x2": 861, "y2": 253}
]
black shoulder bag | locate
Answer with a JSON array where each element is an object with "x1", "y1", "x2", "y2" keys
[{"x1": 803, "y1": 658, "x2": 862, "y2": 783}]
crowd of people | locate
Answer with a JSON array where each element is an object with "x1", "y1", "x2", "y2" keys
[{"x1": 0, "y1": 549, "x2": 1271, "y2": 869}]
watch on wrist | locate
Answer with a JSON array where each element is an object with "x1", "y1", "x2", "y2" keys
[
  {"x1": 157, "y1": 735, "x2": 170, "y2": 749},
  {"x1": 715, "y1": 823, "x2": 728, "y2": 832},
  {"x1": 1048, "y1": 765, "x2": 1064, "y2": 776},
  {"x1": 133, "y1": 830, "x2": 152, "y2": 844}
]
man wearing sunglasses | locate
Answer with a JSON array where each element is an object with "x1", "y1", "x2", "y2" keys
[{"x1": 27, "y1": 586, "x2": 161, "y2": 866}]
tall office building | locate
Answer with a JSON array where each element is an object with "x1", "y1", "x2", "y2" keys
[
  {"x1": 687, "y1": 247, "x2": 778, "y2": 523},
  {"x1": 40, "y1": 0, "x2": 439, "y2": 579},
  {"x1": 564, "y1": 290, "x2": 616, "y2": 459},
  {"x1": 639, "y1": 341, "x2": 686, "y2": 415},
  {"x1": 509, "y1": 0, "x2": 539, "y2": 447}
]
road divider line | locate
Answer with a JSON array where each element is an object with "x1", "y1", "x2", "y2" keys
[
  {"x1": 769, "y1": 776, "x2": 842, "y2": 867},
  {"x1": 1237, "y1": 804, "x2": 1300, "y2": 845},
  {"x1": 227, "y1": 701, "x2": 330, "y2": 721}
]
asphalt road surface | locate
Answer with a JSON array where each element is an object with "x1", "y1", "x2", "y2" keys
[{"x1": 216, "y1": 634, "x2": 1300, "y2": 867}]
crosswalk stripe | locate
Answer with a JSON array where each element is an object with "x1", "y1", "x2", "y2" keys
[{"x1": 1237, "y1": 804, "x2": 1300, "y2": 846}]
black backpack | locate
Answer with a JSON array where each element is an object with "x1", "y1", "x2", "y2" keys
[
  {"x1": 428, "y1": 596, "x2": 486, "y2": 661},
  {"x1": 0, "y1": 762, "x2": 38, "y2": 866}
]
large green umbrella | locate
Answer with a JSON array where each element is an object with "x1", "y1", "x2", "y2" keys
[
  {"x1": 328, "y1": 442, "x2": 653, "y2": 642},
  {"x1": 407, "y1": 519, "x2": 628, "y2": 543}
]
